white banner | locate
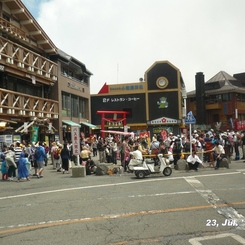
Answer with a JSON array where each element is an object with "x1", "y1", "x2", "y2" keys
[{"x1": 71, "y1": 126, "x2": 80, "y2": 155}]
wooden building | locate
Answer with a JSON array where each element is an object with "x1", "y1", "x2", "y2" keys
[{"x1": 186, "y1": 71, "x2": 245, "y2": 131}]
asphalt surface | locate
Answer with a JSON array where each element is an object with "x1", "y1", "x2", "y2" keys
[{"x1": 0, "y1": 155, "x2": 245, "y2": 245}]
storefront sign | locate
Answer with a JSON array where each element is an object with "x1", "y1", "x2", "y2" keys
[
  {"x1": 110, "y1": 84, "x2": 143, "y2": 91},
  {"x1": 102, "y1": 97, "x2": 140, "y2": 103},
  {"x1": 148, "y1": 117, "x2": 179, "y2": 125},
  {"x1": 67, "y1": 82, "x2": 83, "y2": 92}
]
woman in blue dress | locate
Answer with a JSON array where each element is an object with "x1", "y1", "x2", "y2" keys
[{"x1": 17, "y1": 152, "x2": 30, "y2": 182}]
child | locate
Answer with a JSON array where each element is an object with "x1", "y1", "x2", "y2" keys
[{"x1": 1, "y1": 153, "x2": 8, "y2": 180}]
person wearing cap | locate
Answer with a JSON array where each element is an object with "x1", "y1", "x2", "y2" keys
[
  {"x1": 212, "y1": 140, "x2": 225, "y2": 170},
  {"x1": 186, "y1": 151, "x2": 203, "y2": 171}
]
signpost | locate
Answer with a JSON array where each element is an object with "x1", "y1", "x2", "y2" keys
[
  {"x1": 71, "y1": 126, "x2": 80, "y2": 164},
  {"x1": 185, "y1": 111, "x2": 196, "y2": 155}
]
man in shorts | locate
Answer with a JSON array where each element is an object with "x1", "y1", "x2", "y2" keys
[{"x1": 34, "y1": 142, "x2": 46, "y2": 178}]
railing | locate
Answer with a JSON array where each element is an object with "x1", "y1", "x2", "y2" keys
[
  {"x1": 61, "y1": 72, "x2": 88, "y2": 86},
  {"x1": 0, "y1": 36, "x2": 58, "y2": 82},
  {"x1": 0, "y1": 17, "x2": 26, "y2": 40},
  {"x1": 0, "y1": 88, "x2": 59, "y2": 119}
]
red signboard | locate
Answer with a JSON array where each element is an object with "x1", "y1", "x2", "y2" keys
[{"x1": 235, "y1": 120, "x2": 245, "y2": 131}]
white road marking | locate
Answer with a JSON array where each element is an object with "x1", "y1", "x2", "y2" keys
[
  {"x1": 185, "y1": 177, "x2": 245, "y2": 230},
  {"x1": 189, "y1": 233, "x2": 245, "y2": 244},
  {"x1": 0, "y1": 171, "x2": 241, "y2": 200}
]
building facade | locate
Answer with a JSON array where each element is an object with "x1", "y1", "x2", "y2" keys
[
  {"x1": 50, "y1": 49, "x2": 93, "y2": 143},
  {"x1": 186, "y1": 71, "x2": 245, "y2": 131},
  {"x1": 0, "y1": 0, "x2": 92, "y2": 146},
  {"x1": 91, "y1": 61, "x2": 187, "y2": 137}
]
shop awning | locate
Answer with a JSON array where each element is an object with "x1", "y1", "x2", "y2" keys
[
  {"x1": 80, "y1": 121, "x2": 98, "y2": 129},
  {"x1": 62, "y1": 120, "x2": 81, "y2": 128}
]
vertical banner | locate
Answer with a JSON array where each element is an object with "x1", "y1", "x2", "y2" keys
[
  {"x1": 71, "y1": 126, "x2": 80, "y2": 155},
  {"x1": 31, "y1": 126, "x2": 39, "y2": 143}
]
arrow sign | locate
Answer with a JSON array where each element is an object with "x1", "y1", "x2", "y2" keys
[{"x1": 185, "y1": 111, "x2": 196, "y2": 124}]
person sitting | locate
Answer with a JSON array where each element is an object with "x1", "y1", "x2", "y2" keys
[
  {"x1": 128, "y1": 145, "x2": 143, "y2": 171},
  {"x1": 186, "y1": 151, "x2": 203, "y2": 172},
  {"x1": 85, "y1": 158, "x2": 97, "y2": 175},
  {"x1": 212, "y1": 141, "x2": 226, "y2": 170}
]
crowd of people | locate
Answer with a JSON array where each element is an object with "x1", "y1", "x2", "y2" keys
[
  {"x1": 1, "y1": 128, "x2": 245, "y2": 181},
  {"x1": 88, "y1": 128, "x2": 245, "y2": 172}
]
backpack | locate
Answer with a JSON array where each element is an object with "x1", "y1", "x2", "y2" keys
[
  {"x1": 5, "y1": 151, "x2": 17, "y2": 168},
  {"x1": 53, "y1": 148, "x2": 60, "y2": 160},
  {"x1": 173, "y1": 140, "x2": 182, "y2": 153},
  {"x1": 34, "y1": 147, "x2": 41, "y2": 160},
  {"x1": 225, "y1": 138, "x2": 231, "y2": 147},
  {"x1": 184, "y1": 142, "x2": 190, "y2": 152}
]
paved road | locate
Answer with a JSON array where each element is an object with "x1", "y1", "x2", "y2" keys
[{"x1": 0, "y1": 156, "x2": 245, "y2": 245}]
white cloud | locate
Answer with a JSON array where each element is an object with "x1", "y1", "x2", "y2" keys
[{"x1": 26, "y1": 0, "x2": 245, "y2": 93}]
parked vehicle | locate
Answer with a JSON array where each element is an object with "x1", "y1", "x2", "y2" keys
[{"x1": 128, "y1": 154, "x2": 172, "y2": 179}]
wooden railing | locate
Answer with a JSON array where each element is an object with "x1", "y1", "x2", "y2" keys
[
  {"x1": 0, "y1": 36, "x2": 58, "y2": 82},
  {"x1": 0, "y1": 17, "x2": 26, "y2": 40},
  {"x1": 0, "y1": 88, "x2": 59, "y2": 119}
]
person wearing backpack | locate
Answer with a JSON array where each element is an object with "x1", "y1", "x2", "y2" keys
[
  {"x1": 53, "y1": 144, "x2": 62, "y2": 171},
  {"x1": 6, "y1": 147, "x2": 17, "y2": 181},
  {"x1": 221, "y1": 133, "x2": 232, "y2": 164},
  {"x1": 172, "y1": 136, "x2": 182, "y2": 166},
  {"x1": 34, "y1": 143, "x2": 46, "y2": 178}
]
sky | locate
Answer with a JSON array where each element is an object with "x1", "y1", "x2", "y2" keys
[{"x1": 22, "y1": 0, "x2": 245, "y2": 94}]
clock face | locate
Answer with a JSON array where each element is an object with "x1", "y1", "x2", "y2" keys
[{"x1": 156, "y1": 77, "x2": 168, "y2": 89}]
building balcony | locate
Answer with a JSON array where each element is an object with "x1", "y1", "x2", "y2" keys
[
  {"x1": 0, "y1": 88, "x2": 59, "y2": 119},
  {"x1": 0, "y1": 17, "x2": 26, "y2": 40},
  {"x1": 0, "y1": 36, "x2": 58, "y2": 84}
]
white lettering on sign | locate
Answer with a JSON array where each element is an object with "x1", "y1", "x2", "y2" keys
[{"x1": 102, "y1": 97, "x2": 140, "y2": 103}]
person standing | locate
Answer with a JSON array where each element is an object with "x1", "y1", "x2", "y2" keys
[
  {"x1": 1, "y1": 152, "x2": 8, "y2": 180},
  {"x1": 110, "y1": 139, "x2": 118, "y2": 165},
  {"x1": 222, "y1": 133, "x2": 232, "y2": 164},
  {"x1": 91, "y1": 138, "x2": 98, "y2": 157},
  {"x1": 14, "y1": 141, "x2": 23, "y2": 167},
  {"x1": 120, "y1": 136, "x2": 129, "y2": 171},
  {"x1": 97, "y1": 138, "x2": 106, "y2": 163},
  {"x1": 6, "y1": 147, "x2": 16, "y2": 181},
  {"x1": 233, "y1": 132, "x2": 241, "y2": 160},
  {"x1": 43, "y1": 142, "x2": 50, "y2": 166},
  {"x1": 50, "y1": 142, "x2": 57, "y2": 168},
  {"x1": 241, "y1": 132, "x2": 245, "y2": 160},
  {"x1": 34, "y1": 143, "x2": 46, "y2": 178},
  {"x1": 17, "y1": 152, "x2": 30, "y2": 182},
  {"x1": 60, "y1": 143, "x2": 70, "y2": 174}
]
